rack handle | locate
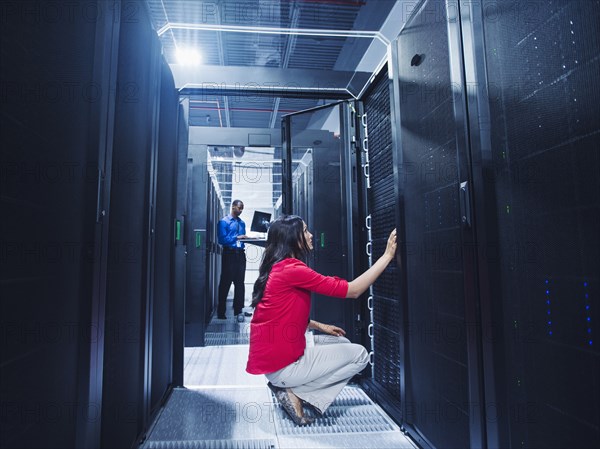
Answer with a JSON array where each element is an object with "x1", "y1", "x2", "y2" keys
[{"x1": 459, "y1": 181, "x2": 472, "y2": 228}]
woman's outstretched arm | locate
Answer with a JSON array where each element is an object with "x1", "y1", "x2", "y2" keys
[{"x1": 346, "y1": 229, "x2": 397, "y2": 299}]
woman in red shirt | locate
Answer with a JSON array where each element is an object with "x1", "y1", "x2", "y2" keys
[{"x1": 246, "y1": 215, "x2": 397, "y2": 425}]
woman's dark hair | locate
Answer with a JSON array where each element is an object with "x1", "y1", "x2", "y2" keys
[{"x1": 251, "y1": 215, "x2": 311, "y2": 308}]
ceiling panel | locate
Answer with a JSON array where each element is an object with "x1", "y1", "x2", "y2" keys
[
  {"x1": 147, "y1": 0, "x2": 395, "y2": 129},
  {"x1": 146, "y1": 0, "x2": 397, "y2": 209}
]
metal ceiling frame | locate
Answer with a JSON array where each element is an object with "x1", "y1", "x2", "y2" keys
[
  {"x1": 163, "y1": 23, "x2": 389, "y2": 100},
  {"x1": 157, "y1": 22, "x2": 390, "y2": 46},
  {"x1": 153, "y1": 4, "x2": 396, "y2": 129},
  {"x1": 173, "y1": 66, "x2": 367, "y2": 104}
]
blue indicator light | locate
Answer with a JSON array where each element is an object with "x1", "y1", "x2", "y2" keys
[
  {"x1": 588, "y1": 329, "x2": 592, "y2": 333},
  {"x1": 547, "y1": 311, "x2": 551, "y2": 315},
  {"x1": 586, "y1": 305, "x2": 590, "y2": 310},
  {"x1": 546, "y1": 300, "x2": 551, "y2": 305},
  {"x1": 584, "y1": 282, "x2": 588, "y2": 287},
  {"x1": 546, "y1": 279, "x2": 549, "y2": 284},
  {"x1": 585, "y1": 294, "x2": 589, "y2": 299},
  {"x1": 546, "y1": 290, "x2": 550, "y2": 295},
  {"x1": 587, "y1": 317, "x2": 591, "y2": 322},
  {"x1": 589, "y1": 340, "x2": 593, "y2": 346},
  {"x1": 549, "y1": 331, "x2": 553, "y2": 335}
]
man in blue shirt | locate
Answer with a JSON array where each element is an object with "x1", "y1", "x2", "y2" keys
[{"x1": 217, "y1": 199, "x2": 248, "y2": 322}]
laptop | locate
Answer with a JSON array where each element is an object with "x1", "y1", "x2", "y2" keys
[{"x1": 250, "y1": 211, "x2": 272, "y2": 233}]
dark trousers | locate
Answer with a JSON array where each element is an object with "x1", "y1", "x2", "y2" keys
[{"x1": 217, "y1": 249, "x2": 246, "y2": 316}]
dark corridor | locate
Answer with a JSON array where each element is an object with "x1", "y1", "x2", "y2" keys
[{"x1": 1, "y1": 1, "x2": 599, "y2": 448}]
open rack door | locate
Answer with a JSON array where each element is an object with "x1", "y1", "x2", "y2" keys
[{"x1": 281, "y1": 101, "x2": 363, "y2": 339}]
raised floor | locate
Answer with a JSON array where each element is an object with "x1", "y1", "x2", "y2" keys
[{"x1": 142, "y1": 304, "x2": 417, "y2": 449}]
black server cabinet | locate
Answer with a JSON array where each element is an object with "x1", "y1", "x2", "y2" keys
[
  {"x1": 469, "y1": 1, "x2": 600, "y2": 448},
  {"x1": 359, "y1": 66, "x2": 404, "y2": 419},
  {"x1": 172, "y1": 99, "x2": 190, "y2": 386},
  {"x1": 1, "y1": 1, "x2": 181, "y2": 448},
  {"x1": 0, "y1": 2, "x2": 118, "y2": 447},
  {"x1": 206, "y1": 179, "x2": 224, "y2": 323},
  {"x1": 393, "y1": 1, "x2": 484, "y2": 447},
  {"x1": 185, "y1": 145, "x2": 209, "y2": 347},
  {"x1": 102, "y1": 4, "x2": 179, "y2": 446},
  {"x1": 151, "y1": 61, "x2": 179, "y2": 415},
  {"x1": 378, "y1": 1, "x2": 600, "y2": 448}
]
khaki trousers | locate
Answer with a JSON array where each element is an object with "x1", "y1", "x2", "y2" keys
[{"x1": 265, "y1": 335, "x2": 369, "y2": 414}]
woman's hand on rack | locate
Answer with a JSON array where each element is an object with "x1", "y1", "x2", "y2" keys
[
  {"x1": 384, "y1": 228, "x2": 397, "y2": 259},
  {"x1": 346, "y1": 228, "x2": 397, "y2": 298}
]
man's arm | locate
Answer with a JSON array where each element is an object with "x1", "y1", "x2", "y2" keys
[{"x1": 217, "y1": 219, "x2": 232, "y2": 245}]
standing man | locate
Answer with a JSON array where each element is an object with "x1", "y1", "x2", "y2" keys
[{"x1": 217, "y1": 200, "x2": 248, "y2": 322}]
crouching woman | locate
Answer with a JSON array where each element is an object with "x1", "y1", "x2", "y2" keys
[{"x1": 246, "y1": 215, "x2": 397, "y2": 425}]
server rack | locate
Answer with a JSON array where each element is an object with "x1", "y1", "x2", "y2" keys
[
  {"x1": 379, "y1": 1, "x2": 600, "y2": 448},
  {"x1": 465, "y1": 2, "x2": 600, "y2": 448},
  {"x1": 185, "y1": 145, "x2": 210, "y2": 347},
  {"x1": 206, "y1": 177, "x2": 224, "y2": 324},
  {"x1": 1, "y1": 2, "x2": 182, "y2": 447},
  {"x1": 280, "y1": 3, "x2": 599, "y2": 449},
  {"x1": 1, "y1": 3, "x2": 118, "y2": 446},
  {"x1": 391, "y1": 2, "x2": 483, "y2": 446},
  {"x1": 358, "y1": 65, "x2": 405, "y2": 423},
  {"x1": 172, "y1": 98, "x2": 190, "y2": 386},
  {"x1": 99, "y1": 3, "x2": 181, "y2": 446},
  {"x1": 151, "y1": 61, "x2": 179, "y2": 413}
]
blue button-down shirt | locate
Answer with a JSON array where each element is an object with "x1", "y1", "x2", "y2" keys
[{"x1": 218, "y1": 214, "x2": 246, "y2": 249}]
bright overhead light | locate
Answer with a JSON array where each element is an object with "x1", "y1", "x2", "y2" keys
[{"x1": 176, "y1": 48, "x2": 201, "y2": 65}]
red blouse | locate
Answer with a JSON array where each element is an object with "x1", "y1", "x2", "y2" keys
[{"x1": 246, "y1": 258, "x2": 349, "y2": 374}]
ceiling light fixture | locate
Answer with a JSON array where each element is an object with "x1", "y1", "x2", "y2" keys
[{"x1": 176, "y1": 47, "x2": 201, "y2": 65}]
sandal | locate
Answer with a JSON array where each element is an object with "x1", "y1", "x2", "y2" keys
[
  {"x1": 301, "y1": 399, "x2": 324, "y2": 417},
  {"x1": 267, "y1": 382, "x2": 314, "y2": 426}
]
